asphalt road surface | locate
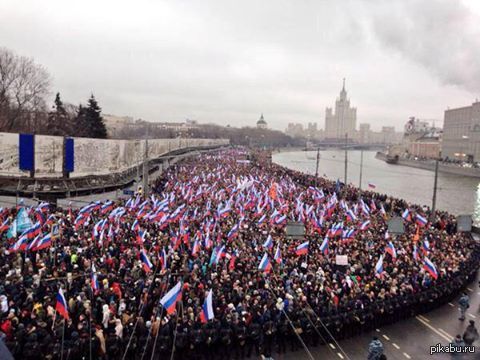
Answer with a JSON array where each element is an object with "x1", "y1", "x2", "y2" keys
[{"x1": 281, "y1": 272, "x2": 480, "y2": 360}]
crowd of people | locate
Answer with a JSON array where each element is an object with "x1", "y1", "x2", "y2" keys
[{"x1": 0, "y1": 148, "x2": 479, "y2": 360}]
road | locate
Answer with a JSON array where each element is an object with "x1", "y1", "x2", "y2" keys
[{"x1": 282, "y1": 273, "x2": 480, "y2": 360}]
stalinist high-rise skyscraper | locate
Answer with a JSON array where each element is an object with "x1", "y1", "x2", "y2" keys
[{"x1": 325, "y1": 79, "x2": 357, "y2": 140}]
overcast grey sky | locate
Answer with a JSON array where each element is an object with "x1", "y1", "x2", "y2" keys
[{"x1": 1, "y1": 0, "x2": 479, "y2": 131}]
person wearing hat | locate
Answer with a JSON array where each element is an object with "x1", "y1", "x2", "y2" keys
[
  {"x1": 367, "y1": 336, "x2": 384, "y2": 360},
  {"x1": 450, "y1": 334, "x2": 466, "y2": 356},
  {"x1": 463, "y1": 320, "x2": 479, "y2": 346}
]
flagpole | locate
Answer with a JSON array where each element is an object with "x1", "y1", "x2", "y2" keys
[
  {"x1": 169, "y1": 300, "x2": 181, "y2": 360},
  {"x1": 60, "y1": 317, "x2": 65, "y2": 360},
  {"x1": 148, "y1": 272, "x2": 171, "y2": 360},
  {"x1": 359, "y1": 149, "x2": 364, "y2": 190},
  {"x1": 89, "y1": 283, "x2": 93, "y2": 360},
  {"x1": 121, "y1": 263, "x2": 161, "y2": 360},
  {"x1": 264, "y1": 279, "x2": 315, "y2": 360}
]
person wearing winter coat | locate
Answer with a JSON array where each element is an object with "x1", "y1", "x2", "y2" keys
[
  {"x1": 458, "y1": 293, "x2": 470, "y2": 321},
  {"x1": 463, "y1": 320, "x2": 479, "y2": 346},
  {"x1": 368, "y1": 336, "x2": 384, "y2": 360},
  {"x1": 450, "y1": 334, "x2": 467, "y2": 358}
]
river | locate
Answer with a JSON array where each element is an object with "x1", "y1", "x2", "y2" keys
[{"x1": 273, "y1": 150, "x2": 480, "y2": 225}]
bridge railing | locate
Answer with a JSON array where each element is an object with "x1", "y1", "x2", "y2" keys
[{"x1": 0, "y1": 132, "x2": 229, "y2": 179}]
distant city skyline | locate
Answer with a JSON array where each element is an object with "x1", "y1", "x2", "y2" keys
[{"x1": 1, "y1": 0, "x2": 479, "y2": 131}]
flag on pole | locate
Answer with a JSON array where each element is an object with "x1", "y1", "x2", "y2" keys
[
  {"x1": 386, "y1": 241, "x2": 397, "y2": 259},
  {"x1": 274, "y1": 244, "x2": 282, "y2": 264},
  {"x1": 263, "y1": 235, "x2": 273, "y2": 249},
  {"x1": 32, "y1": 233, "x2": 52, "y2": 251},
  {"x1": 0, "y1": 218, "x2": 10, "y2": 234},
  {"x1": 415, "y1": 214, "x2": 428, "y2": 227},
  {"x1": 160, "y1": 248, "x2": 168, "y2": 270},
  {"x1": 200, "y1": 289, "x2": 214, "y2": 323},
  {"x1": 55, "y1": 288, "x2": 69, "y2": 320},
  {"x1": 359, "y1": 220, "x2": 371, "y2": 231},
  {"x1": 140, "y1": 249, "x2": 153, "y2": 272},
  {"x1": 320, "y1": 236, "x2": 329, "y2": 255},
  {"x1": 423, "y1": 257, "x2": 438, "y2": 279},
  {"x1": 258, "y1": 253, "x2": 272, "y2": 273},
  {"x1": 402, "y1": 209, "x2": 411, "y2": 221},
  {"x1": 160, "y1": 281, "x2": 183, "y2": 314},
  {"x1": 295, "y1": 241, "x2": 309, "y2": 256},
  {"x1": 91, "y1": 263, "x2": 99, "y2": 293},
  {"x1": 375, "y1": 255, "x2": 384, "y2": 276}
]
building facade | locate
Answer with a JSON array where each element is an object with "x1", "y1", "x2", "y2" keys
[
  {"x1": 408, "y1": 136, "x2": 440, "y2": 158},
  {"x1": 442, "y1": 101, "x2": 480, "y2": 162},
  {"x1": 325, "y1": 79, "x2": 357, "y2": 140},
  {"x1": 257, "y1": 114, "x2": 267, "y2": 129}
]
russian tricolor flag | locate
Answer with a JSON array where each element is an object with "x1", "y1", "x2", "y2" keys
[
  {"x1": 257, "y1": 214, "x2": 267, "y2": 225},
  {"x1": 320, "y1": 237, "x2": 329, "y2": 255},
  {"x1": 402, "y1": 209, "x2": 411, "y2": 221},
  {"x1": 386, "y1": 241, "x2": 397, "y2": 259},
  {"x1": 91, "y1": 263, "x2": 99, "y2": 293},
  {"x1": 10, "y1": 234, "x2": 29, "y2": 252},
  {"x1": 136, "y1": 230, "x2": 146, "y2": 245},
  {"x1": 0, "y1": 218, "x2": 9, "y2": 233},
  {"x1": 423, "y1": 257, "x2": 438, "y2": 280},
  {"x1": 380, "y1": 205, "x2": 387, "y2": 218},
  {"x1": 258, "y1": 253, "x2": 272, "y2": 273},
  {"x1": 101, "y1": 201, "x2": 115, "y2": 214},
  {"x1": 27, "y1": 234, "x2": 41, "y2": 251},
  {"x1": 215, "y1": 245, "x2": 226, "y2": 264},
  {"x1": 160, "y1": 248, "x2": 168, "y2": 270},
  {"x1": 204, "y1": 232, "x2": 212, "y2": 249},
  {"x1": 422, "y1": 240, "x2": 430, "y2": 254},
  {"x1": 274, "y1": 214, "x2": 287, "y2": 225},
  {"x1": 192, "y1": 239, "x2": 201, "y2": 257},
  {"x1": 34, "y1": 233, "x2": 52, "y2": 251},
  {"x1": 362, "y1": 203, "x2": 370, "y2": 216},
  {"x1": 200, "y1": 289, "x2": 214, "y2": 323},
  {"x1": 24, "y1": 222, "x2": 41, "y2": 240},
  {"x1": 346, "y1": 209, "x2": 357, "y2": 222},
  {"x1": 55, "y1": 288, "x2": 69, "y2": 320},
  {"x1": 131, "y1": 219, "x2": 140, "y2": 232},
  {"x1": 413, "y1": 245, "x2": 420, "y2": 261},
  {"x1": 359, "y1": 220, "x2": 371, "y2": 231},
  {"x1": 415, "y1": 214, "x2": 428, "y2": 227},
  {"x1": 160, "y1": 281, "x2": 183, "y2": 314},
  {"x1": 368, "y1": 183, "x2": 376, "y2": 189},
  {"x1": 375, "y1": 255, "x2": 384, "y2": 276},
  {"x1": 296, "y1": 241, "x2": 309, "y2": 256},
  {"x1": 263, "y1": 235, "x2": 273, "y2": 249},
  {"x1": 140, "y1": 249, "x2": 153, "y2": 273},
  {"x1": 274, "y1": 244, "x2": 282, "y2": 264},
  {"x1": 227, "y1": 224, "x2": 239, "y2": 241}
]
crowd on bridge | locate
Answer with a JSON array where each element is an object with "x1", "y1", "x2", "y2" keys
[{"x1": 0, "y1": 148, "x2": 479, "y2": 360}]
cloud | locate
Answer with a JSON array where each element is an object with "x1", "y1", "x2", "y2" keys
[
  {"x1": 362, "y1": 0, "x2": 480, "y2": 93},
  {"x1": 0, "y1": 0, "x2": 477, "y2": 131}
]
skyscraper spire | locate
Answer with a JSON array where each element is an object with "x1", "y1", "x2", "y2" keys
[{"x1": 340, "y1": 78, "x2": 347, "y2": 100}]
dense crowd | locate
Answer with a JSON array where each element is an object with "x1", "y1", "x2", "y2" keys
[{"x1": 0, "y1": 149, "x2": 479, "y2": 360}]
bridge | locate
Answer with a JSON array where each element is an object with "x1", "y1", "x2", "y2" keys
[
  {"x1": 307, "y1": 140, "x2": 388, "y2": 150},
  {"x1": 0, "y1": 132, "x2": 229, "y2": 203}
]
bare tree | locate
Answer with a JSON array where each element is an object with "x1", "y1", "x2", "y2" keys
[{"x1": 0, "y1": 47, "x2": 51, "y2": 132}]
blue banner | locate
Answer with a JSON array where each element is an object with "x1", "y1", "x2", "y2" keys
[
  {"x1": 19, "y1": 134, "x2": 34, "y2": 171},
  {"x1": 64, "y1": 138, "x2": 74, "y2": 173}
]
